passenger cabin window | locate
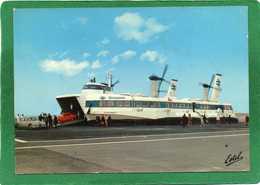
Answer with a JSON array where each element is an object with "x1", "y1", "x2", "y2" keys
[
  {"x1": 82, "y1": 84, "x2": 111, "y2": 91},
  {"x1": 85, "y1": 100, "x2": 233, "y2": 111}
]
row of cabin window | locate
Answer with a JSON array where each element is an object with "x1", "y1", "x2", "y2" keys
[{"x1": 85, "y1": 100, "x2": 232, "y2": 110}]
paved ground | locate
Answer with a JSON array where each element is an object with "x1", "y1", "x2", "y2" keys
[{"x1": 16, "y1": 124, "x2": 250, "y2": 174}]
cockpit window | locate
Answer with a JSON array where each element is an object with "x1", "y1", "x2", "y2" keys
[{"x1": 83, "y1": 85, "x2": 104, "y2": 90}]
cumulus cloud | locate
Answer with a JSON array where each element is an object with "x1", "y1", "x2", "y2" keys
[
  {"x1": 114, "y1": 12, "x2": 168, "y2": 43},
  {"x1": 140, "y1": 50, "x2": 167, "y2": 64},
  {"x1": 111, "y1": 50, "x2": 137, "y2": 64},
  {"x1": 120, "y1": 50, "x2": 136, "y2": 60},
  {"x1": 40, "y1": 58, "x2": 89, "y2": 77},
  {"x1": 91, "y1": 60, "x2": 102, "y2": 69},
  {"x1": 97, "y1": 50, "x2": 110, "y2": 57}
]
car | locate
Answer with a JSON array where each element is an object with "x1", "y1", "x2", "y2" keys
[{"x1": 58, "y1": 112, "x2": 77, "y2": 123}]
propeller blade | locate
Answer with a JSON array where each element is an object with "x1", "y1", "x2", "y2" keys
[
  {"x1": 111, "y1": 80, "x2": 120, "y2": 87},
  {"x1": 209, "y1": 74, "x2": 215, "y2": 87},
  {"x1": 161, "y1": 64, "x2": 168, "y2": 80},
  {"x1": 199, "y1": 82, "x2": 211, "y2": 88},
  {"x1": 158, "y1": 64, "x2": 168, "y2": 94}
]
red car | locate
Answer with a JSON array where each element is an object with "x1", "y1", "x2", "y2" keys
[{"x1": 58, "y1": 112, "x2": 77, "y2": 123}]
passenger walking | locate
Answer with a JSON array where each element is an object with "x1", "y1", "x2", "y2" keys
[
  {"x1": 203, "y1": 114, "x2": 208, "y2": 125},
  {"x1": 200, "y1": 114, "x2": 207, "y2": 127}
]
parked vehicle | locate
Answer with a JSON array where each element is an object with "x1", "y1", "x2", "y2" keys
[{"x1": 58, "y1": 112, "x2": 77, "y2": 123}]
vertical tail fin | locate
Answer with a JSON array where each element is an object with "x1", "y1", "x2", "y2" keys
[{"x1": 209, "y1": 74, "x2": 222, "y2": 102}]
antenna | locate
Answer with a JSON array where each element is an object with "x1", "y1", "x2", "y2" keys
[{"x1": 101, "y1": 71, "x2": 120, "y2": 91}]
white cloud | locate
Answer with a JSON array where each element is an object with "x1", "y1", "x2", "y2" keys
[
  {"x1": 140, "y1": 50, "x2": 167, "y2": 64},
  {"x1": 82, "y1": 52, "x2": 91, "y2": 58},
  {"x1": 111, "y1": 50, "x2": 136, "y2": 64},
  {"x1": 120, "y1": 50, "x2": 136, "y2": 60},
  {"x1": 40, "y1": 58, "x2": 89, "y2": 77},
  {"x1": 114, "y1": 12, "x2": 168, "y2": 43},
  {"x1": 91, "y1": 60, "x2": 102, "y2": 69},
  {"x1": 97, "y1": 50, "x2": 110, "y2": 57},
  {"x1": 76, "y1": 17, "x2": 88, "y2": 25}
]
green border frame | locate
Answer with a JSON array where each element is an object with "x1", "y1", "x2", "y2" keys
[{"x1": 1, "y1": 1, "x2": 260, "y2": 184}]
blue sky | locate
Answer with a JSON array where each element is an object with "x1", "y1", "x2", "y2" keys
[{"x1": 14, "y1": 7, "x2": 248, "y2": 115}]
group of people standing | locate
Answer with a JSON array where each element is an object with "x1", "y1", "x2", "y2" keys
[
  {"x1": 182, "y1": 113, "x2": 208, "y2": 128},
  {"x1": 96, "y1": 115, "x2": 112, "y2": 127},
  {"x1": 181, "y1": 113, "x2": 193, "y2": 128},
  {"x1": 38, "y1": 113, "x2": 58, "y2": 129},
  {"x1": 16, "y1": 114, "x2": 26, "y2": 122}
]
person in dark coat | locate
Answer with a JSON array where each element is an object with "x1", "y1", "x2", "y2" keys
[
  {"x1": 203, "y1": 114, "x2": 208, "y2": 125},
  {"x1": 44, "y1": 115, "x2": 48, "y2": 129},
  {"x1": 38, "y1": 114, "x2": 43, "y2": 122},
  {"x1": 48, "y1": 113, "x2": 53, "y2": 128},
  {"x1": 53, "y1": 115, "x2": 58, "y2": 128},
  {"x1": 107, "y1": 115, "x2": 112, "y2": 127},
  {"x1": 182, "y1": 114, "x2": 188, "y2": 128}
]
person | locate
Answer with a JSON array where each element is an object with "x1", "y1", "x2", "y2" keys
[
  {"x1": 182, "y1": 114, "x2": 188, "y2": 128},
  {"x1": 200, "y1": 114, "x2": 207, "y2": 127},
  {"x1": 245, "y1": 115, "x2": 249, "y2": 126},
  {"x1": 188, "y1": 113, "x2": 192, "y2": 127},
  {"x1": 228, "y1": 115, "x2": 232, "y2": 124},
  {"x1": 44, "y1": 115, "x2": 48, "y2": 129},
  {"x1": 107, "y1": 115, "x2": 112, "y2": 127},
  {"x1": 38, "y1": 114, "x2": 43, "y2": 122},
  {"x1": 104, "y1": 115, "x2": 108, "y2": 127},
  {"x1": 16, "y1": 114, "x2": 20, "y2": 123},
  {"x1": 48, "y1": 113, "x2": 53, "y2": 128},
  {"x1": 53, "y1": 115, "x2": 58, "y2": 128},
  {"x1": 203, "y1": 114, "x2": 207, "y2": 125},
  {"x1": 20, "y1": 114, "x2": 24, "y2": 121},
  {"x1": 101, "y1": 115, "x2": 105, "y2": 127}
]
